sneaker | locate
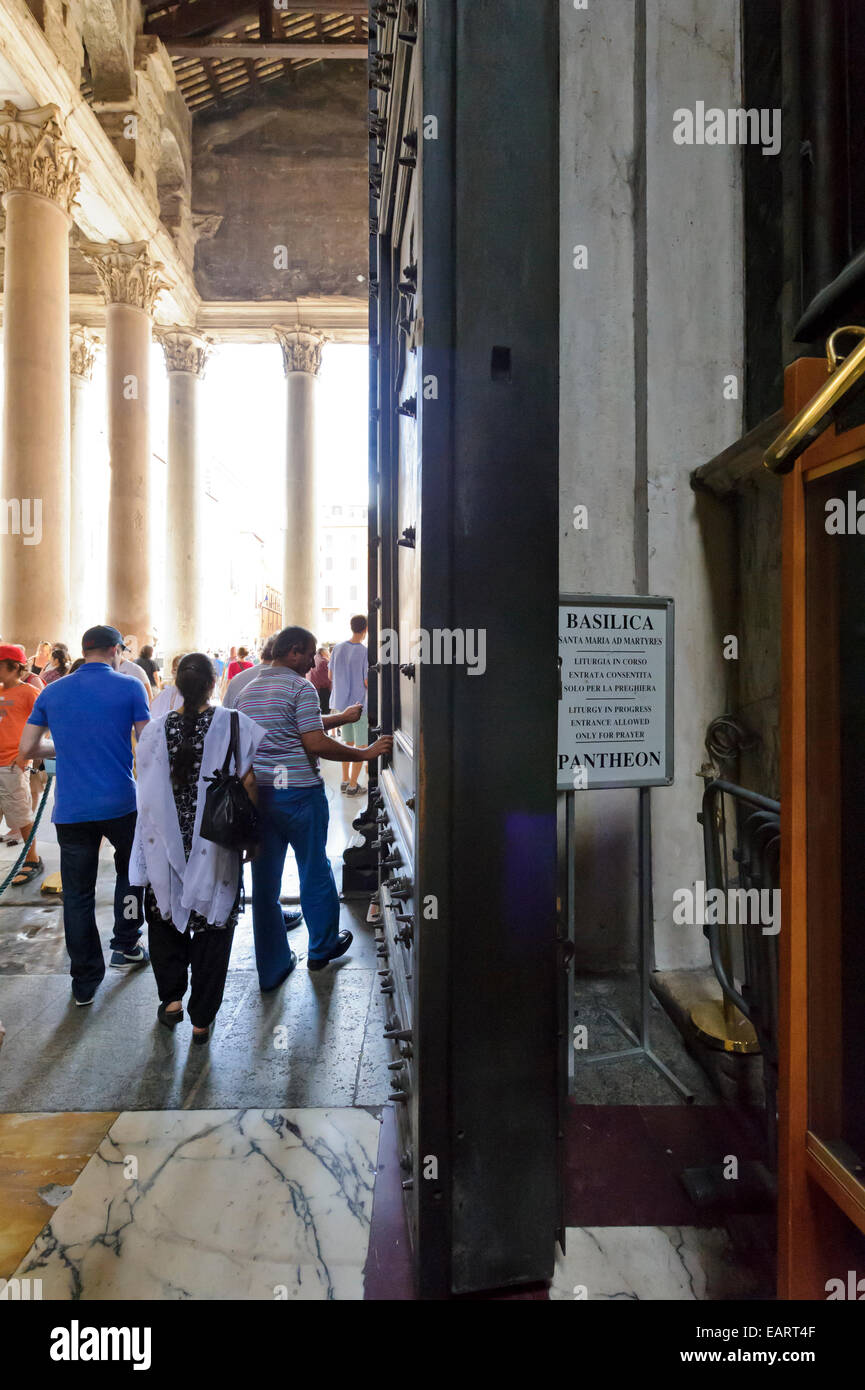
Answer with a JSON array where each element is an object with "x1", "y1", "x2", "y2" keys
[
  {"x1": 345, "y1": 784, "x2": 360, "y2": 797},
  {"x1": 109, "y1": 945, "x2": 150, "y2": 970},
  {"x1": 308, "y1": 929, "x2": 353, "y2": 972},
  {"x1": 282, "y1": 907, "x2": 304, "y2": 930},
  {"x1": 72, "y1": 988, "x2": 96, "y2": 1007},
  {"x1": 340, "y1": 781, "x2": 350, "y2": 793}
]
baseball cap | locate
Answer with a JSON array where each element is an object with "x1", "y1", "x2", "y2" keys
[
  {"x1": 0, "y1": 643, "x2": 27, "y2": 664},
  {"x1": 81, "y1": 625, "x2": 127, "y2": 652}
]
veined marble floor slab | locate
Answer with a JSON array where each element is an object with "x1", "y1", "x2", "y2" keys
[
  {"x1": 551, "y1": 1224, "x2": 763, "y2": 1301},
  {"x1": 14, "y1": 1107, "x2": 381, "y2": 1300},
  {"x1": 0, "y1": 1111, "x2": 118, "y2": 1277}
]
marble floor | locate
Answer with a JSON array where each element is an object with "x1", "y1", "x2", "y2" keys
[
  {"x1": 0, "y1": 765, "x2": 770, "y2": 1301},
  {"x1": 13, "y1": 1107, "x2": 381, "y2": 1300},
  {"x1": 550, "y1": 1224, "x2": 764, "y2": 1301},
  {"x1": 0, "y1": 1110, "x2": 118, "y2": 1278}
]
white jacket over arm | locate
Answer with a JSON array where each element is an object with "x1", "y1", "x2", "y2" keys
[{"x1": 129, "y1": 704, "x2": 267, "y2": 932}]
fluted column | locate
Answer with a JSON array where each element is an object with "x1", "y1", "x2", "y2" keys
[
  {"x1": 69, "y1": 326, "x2": 98, "y2": 641},
  {"x1": 274, "y1": 325, "x2": 327, "y2": 632},
  {"x1": 0, "y1": 103, "x2": 79, "y2": 651},
  {"x1": 81, "y1": 240, "x2": 168, "y2": 642},
  {"x1": 155, "y1": 326, "x2": 211, "y2": 662}
]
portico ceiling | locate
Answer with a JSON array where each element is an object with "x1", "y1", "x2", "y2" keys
[{"x1": 142, "y1": 2, "x2": 368, "y2": 112}]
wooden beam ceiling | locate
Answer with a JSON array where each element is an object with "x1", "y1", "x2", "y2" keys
[
  {"x1": 145, "y1": 0, "x2": 367, "y2": 40},
  {"x1": 166, "y1": 39, "x2": 366, "y2": 57},
  {"x1": 138, "y1": 3, "x2": 369, "y2": 113}
]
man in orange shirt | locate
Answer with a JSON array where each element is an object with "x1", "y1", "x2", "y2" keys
[{"x1": 0, "y1": 644, "x2": 43, "y2": 885}]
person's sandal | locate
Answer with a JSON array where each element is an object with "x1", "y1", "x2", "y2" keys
[
  {"x1": 157, "y1": 1002, "x2": 184, "y2": 1028},
  {"x1": 11, "y1": 857, "x2": 44, "y2": 886}
]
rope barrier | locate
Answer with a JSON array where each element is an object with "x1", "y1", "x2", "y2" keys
[{"x1": 0, "y1": 774, "x2": 54, "y2": 899}]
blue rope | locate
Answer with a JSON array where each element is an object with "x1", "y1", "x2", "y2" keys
[{"x1": 0, "y1": 774, "x2": 54, "y2": 898}]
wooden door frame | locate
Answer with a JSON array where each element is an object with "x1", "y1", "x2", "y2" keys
[{"x1": 778, "y1": 357, "x2": 865, "y2": 1297}]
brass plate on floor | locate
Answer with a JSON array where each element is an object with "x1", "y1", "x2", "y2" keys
[
  {"x1": 40, "y1": 872, "x2": 63, "y2": 896},
  {"x1": 690, "y1": 1000, "x2": 760, "y2": 1053}
]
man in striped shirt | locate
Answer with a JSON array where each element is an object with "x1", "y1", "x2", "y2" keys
[{"x1": 236, "y1": 624, "x2": 393, "y2": 990}]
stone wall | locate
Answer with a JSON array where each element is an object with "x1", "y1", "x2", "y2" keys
[
  {"x1": 21, "y1": 0, "x2": 193, "y2": 265},
  {"x1": 191, "y1": 64, "x2": 368, "y2": 303},
  {"x1": 560, "y1": 0, "x2": 745, "y2": 972}
]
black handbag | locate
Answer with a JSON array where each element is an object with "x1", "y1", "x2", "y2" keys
[{"x1": 199, "y1": 710, "x2": 259, "y2": 852}]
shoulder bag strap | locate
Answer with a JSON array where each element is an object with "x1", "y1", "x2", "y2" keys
[
  {"x1": 217, "y1": 707, "x2": 240, "y2": 777},
  {"x1": 228, "y1": 708, "x2": 240, "y2": 774}
]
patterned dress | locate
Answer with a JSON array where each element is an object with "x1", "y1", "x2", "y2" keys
[{"x1": 143, "y1": 707, "x2": 241, "y2": 934}]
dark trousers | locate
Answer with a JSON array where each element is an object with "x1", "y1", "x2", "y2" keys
[
  {"x1": 55, "y1": 810, "x2": 143, "y2": 998},
  {"x1": 318, "y1": 689, "x2": 330, "y2": 714},
  {"x1": 146, "y1": 904, "x2": 235, "y2": 1027}
]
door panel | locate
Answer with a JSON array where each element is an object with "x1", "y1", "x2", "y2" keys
[{"x1": 369, "y1": 0, "x2": 559, "y2": 1296}]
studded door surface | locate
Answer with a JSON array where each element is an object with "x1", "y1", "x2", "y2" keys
[{"x1": 368, "y1": 0, "x2": 560, "y2": 1297}]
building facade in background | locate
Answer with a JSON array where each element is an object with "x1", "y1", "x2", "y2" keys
[{"x1": 318, "y1": 502, "x2": 367, "y2": 643}]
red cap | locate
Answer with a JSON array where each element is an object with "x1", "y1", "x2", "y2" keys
[{"x1": 0, "y1": 644, "x2": 27, "y2": 664}]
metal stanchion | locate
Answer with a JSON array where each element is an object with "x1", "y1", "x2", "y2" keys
[{"x1": 573, "y1": 787, "x2": 694, "y2": 1103}]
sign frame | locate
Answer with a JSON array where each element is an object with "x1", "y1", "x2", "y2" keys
[{"x1": 557, "y1": 593, "x2": 675, "y2": 791}]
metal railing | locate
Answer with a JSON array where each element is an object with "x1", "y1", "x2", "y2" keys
[{"x1": 699, "y1": 778, "x2": 781, "y2": 1164}]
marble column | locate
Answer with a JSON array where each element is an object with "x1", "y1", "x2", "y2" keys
[
  {"x1": 80, "y1": 241, "x2": 168, "y2": 644},
  {"x1": 0, "y1": 103, "x2": 79, "y2": 652},
  {"x1": 69, "y1": 326, "x2": 98, "y2": 642},
  {"x1": 274, "y1": 325, "x2": 327, "y2": 633},
  {"x1": 155, "y1": 326, "x2": 211, "y2": 662}
]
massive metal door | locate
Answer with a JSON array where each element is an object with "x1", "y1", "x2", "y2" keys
[{"x1": 367, "y1": 1, "x2": 560, "y2": 1296}]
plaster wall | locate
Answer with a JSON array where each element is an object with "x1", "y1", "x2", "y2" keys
[
  {"x1": 559, "y1": 0, "x2": 640, "y2": 971},
  {"x1": 560, "y1": 0, "x2": 744, "y2": 972},
  {"x1": 645, "y1": 0, "x2": 743, "y2": 970}
]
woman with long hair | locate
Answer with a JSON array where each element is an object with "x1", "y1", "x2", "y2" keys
[
  {"x1": 130, "y1": 653, "x2": 266, "y2": 1043},
  {"x1": 29, "y1": 640, "x2": 52, "y2": 677},
  {"x1": 40, "y1": 644, "x2": 71, "y2": 685},
  {"x1": 226, "y1": 646, "x2": 253, "y2": 683}
]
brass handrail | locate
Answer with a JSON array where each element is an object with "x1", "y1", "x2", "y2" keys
[{"x1": 763, "y1": 326, "x2": 865, "y2": 474}]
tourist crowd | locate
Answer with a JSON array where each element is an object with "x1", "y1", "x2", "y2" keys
[{"x1": 1, "y1": 617, "x2": 389, "y2": 1041}]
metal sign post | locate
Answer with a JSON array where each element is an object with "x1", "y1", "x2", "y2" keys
[{"x1": 558, "y1": 595, "x2": 692, "y2": 1103}]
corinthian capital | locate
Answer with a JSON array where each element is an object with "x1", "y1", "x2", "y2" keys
[
  {"x1": 70, "y1": 325, "x2": 98, "y2": 380},
  {"x1": 79, "y1": 240, "x2": 170, "y2": 316},
  {"x1": 155, "y1": 325, "x2": 212, "y2": 378},
  {"x1": 273, "y1": 324, "x2": 327, "y2": 377},
  {"x1": 0, "y1": 102, "x2": 80, "y2": 216}
]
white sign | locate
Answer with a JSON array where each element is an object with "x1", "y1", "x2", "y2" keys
[{"x1": 557, "y1": 596, "x2": 674, "y2": 790}]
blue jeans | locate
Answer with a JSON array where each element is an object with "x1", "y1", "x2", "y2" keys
[
  {"x1": 55, "y1": 810, "x2": 143, "y2": 999},
  {"x1": 251, "y1": 783, "x2": 340, "y2": 989}
]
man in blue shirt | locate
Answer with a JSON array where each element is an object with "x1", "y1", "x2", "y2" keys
[{"x1": 18, "y1": 626, "x2": 151, "y2": 1005}]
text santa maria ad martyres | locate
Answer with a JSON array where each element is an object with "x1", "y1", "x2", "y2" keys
[{"x1": 557, "y1": 599, "x2": 673, "y2": 791}]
